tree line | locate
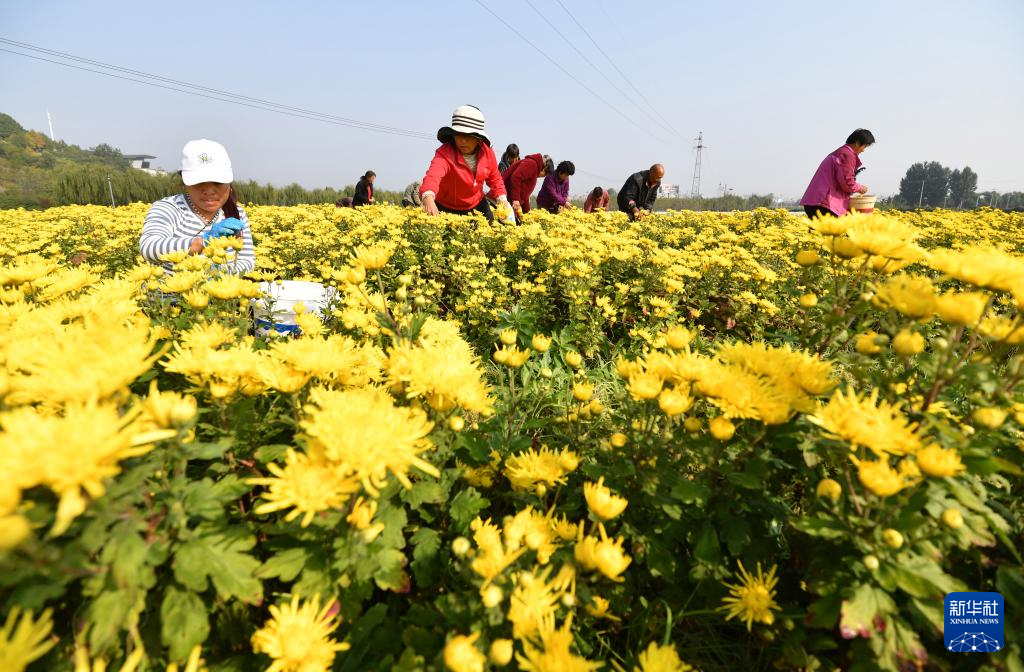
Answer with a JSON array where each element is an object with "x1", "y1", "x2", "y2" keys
[{"x1": 888, "y1": 162, "x2": 1022, "y2": 210}]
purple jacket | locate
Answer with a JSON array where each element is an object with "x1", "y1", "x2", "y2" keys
[
  {"x1": 536, "y1": 174, "x2": 569, "y2": 213},
  {"x1": 800, "y1": 144, "x2": 864, "y2": 216}
]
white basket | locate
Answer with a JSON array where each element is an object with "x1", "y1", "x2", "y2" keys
[
  {"x1": 849, "y1": 194, "x2": 877, "y2": 213},
  {"x1": 252, "y1": 280, "x2": 335, "y2": 336}
]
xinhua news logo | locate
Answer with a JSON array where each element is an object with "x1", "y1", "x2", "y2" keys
[{"x1": 944, "y1": 592, "x2": 1004, "y2": 653}]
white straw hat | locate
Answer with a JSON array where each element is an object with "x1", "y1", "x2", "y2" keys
[
  {"x1": 437, "y1": 105, "x2": 490, "y2": 145},
  {"x1": 180, "y1": 139, "x2": 233, "y2": 185}
]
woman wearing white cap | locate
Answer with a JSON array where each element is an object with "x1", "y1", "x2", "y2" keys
[
  {"x1": 139, "y1": 139, "x2": 256, "y2": 273},
  {"x1": 419, "y1": 105, "x2": 510, "y2": 222}
]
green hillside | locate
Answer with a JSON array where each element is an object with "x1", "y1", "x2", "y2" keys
[{"x1": 0, "y1": 112, "x2": 141, "y2": 208}]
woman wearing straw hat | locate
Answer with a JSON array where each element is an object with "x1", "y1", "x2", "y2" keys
[
  {"x1": 420, "y1": 105, "x2": 510, "y2": 222},
  {"x1": 139, "y1": 139, "x2": 256, "y2": 274}
]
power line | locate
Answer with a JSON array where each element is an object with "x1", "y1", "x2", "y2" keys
[
  {"x1": 555, "y1": 0, "x2": 681, "y2": 136},
  {"x1": 521, "y1": 0, "x2": 676, "y2": 138},
  {"x1": 0, "y1": 37, "x2": 427, "y2": 137},
  {"x1": 467, "y1": 0, "x2": 670, "y2": 146},
  {"x1": 0, "y1": 39, "x2": 433, "y2": 140}
]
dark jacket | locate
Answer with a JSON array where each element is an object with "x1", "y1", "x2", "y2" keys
[
  {"x1": 353, "y1": 177, "x2": 374, "y2": 206},
  {"x1": 617, "y1": 170, "x2": 660, "y2": 213}
]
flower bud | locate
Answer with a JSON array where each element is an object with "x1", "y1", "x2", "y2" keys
[
  {"x1": 882, "y1": 528, "x2": 904, "y2": 549},
  {"x1": 481, "y1": 584, "x2": 503, "y2": 608},
  {"x1": 892, "y1": 329, "x2": 925, "y2": 356},
  {"x1": 941, "y1": 508, "x2": 964, "y2": 529},
  {"x1": 815, "y1": 478, "x2": 842, "y2": 502},
  {"x1": 451, "y1": 537, "x2": 471, "y2": 557},
  {"x1": 796, "y1": 250, "x2": 821, "y2": 267},
  {"x1": 490, "y1": 639, "x2": 514, "y2": 666},
  {"x1": 709, "y1": 416, "x2": 735, "y2": 441},
  {"x1": 972, "y1": 407, "x2": 1007, "y2": 429}
]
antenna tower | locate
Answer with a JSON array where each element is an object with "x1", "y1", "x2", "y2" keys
[{"x1": 690, "y1": 132, "x2": 705, "y2": 198}]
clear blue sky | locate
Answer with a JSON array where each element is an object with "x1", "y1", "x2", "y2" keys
[{"x1": 1, "y1": 0, "x2": 1022, "y2": 198}]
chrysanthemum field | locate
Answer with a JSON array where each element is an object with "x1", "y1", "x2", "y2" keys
[{"x1": 1, "y1": 204, "x2": 1022, "y2": 671}]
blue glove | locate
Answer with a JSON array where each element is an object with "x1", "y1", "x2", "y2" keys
[{"x1": 202, "y1": 217, "x2": 244, "y2": 243}]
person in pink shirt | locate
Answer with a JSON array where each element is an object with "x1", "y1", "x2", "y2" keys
[
  {"x1": 584, "y1": 186, "x2": 609, "y2": 213},
  {"x1": 800, "y1": 129, "x2": 874, "y2": 218}
]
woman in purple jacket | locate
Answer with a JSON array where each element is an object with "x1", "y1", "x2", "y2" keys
[
  {"x1": 800, "y1": 129, "x2": 874, "y2": 218},
  {"x1": 537, "y1": 160, "x2": 575, "y2": 214}
]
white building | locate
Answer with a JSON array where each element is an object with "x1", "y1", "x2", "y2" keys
[
  {"x1": 659, "y1": 183, "x2": 681, "y2": 198},
  {"x1": 123, "y1": 154, "x2": 165, "y2": 176}
]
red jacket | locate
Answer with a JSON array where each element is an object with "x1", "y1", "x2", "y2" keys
[
  {"x1": 420, "y1": 143, "x2": 506, "y2": 210},
  {"x1": 503, "y1": 153, "x2": 544, "y2": 213}
]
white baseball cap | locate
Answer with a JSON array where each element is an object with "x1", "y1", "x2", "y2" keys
[{"x1": 180, "y1": 139, "x2": 233, "y2": 185}]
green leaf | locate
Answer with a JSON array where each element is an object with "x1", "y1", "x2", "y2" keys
[
  {"x1": 337, "y1": 603, "x2": 388, "y2": 672},
  {"x1": 410, "y1": 528, "x2": 441, "y2": 587},
  {"x1": 791, "y1": 516, "x2": 847, "y2": 539},
  {"x1": 182, "y1": 476, "x2": 249, "y2": 520},
  {"x1": 109, "y1": 527, "x2": 148, "y2": 589},
  {"x1": 374, "y1": 503, "x2": 408, "y2": 550},
  {"x1": 173, "y1": 526, "x2": 263, "y2": 603},
  {"x1": 693, "y1": 523, "x2": 720, "y2": 564},
  {"x1": 160, "y1": 587, "x2": 210, "y2": 661},
  {"x1": 726, "y1": 470, "x2": 763, "y2": 490},
  {"x1": 256, "y1": 444, "x2": 291, "y2": 463},
  {"x1": 184, "y1": 438, "x2": 233, "y2": 461},
  {"x1": 839, "y1": 584, "x2": 895, "y2": 639},
  {"x1": 86, "y1": 589, "x2": 138, "y2": 651},
  {"x1": 404, "y1": 481, "x2": 445, "y2": 509},
  {"x1": 449, "y1": 488, "x2": 489, "y2": 532},
  {"x1": 257, "y1": 547, "x2": 309, "y2": 582},
  {"x1": 996, "y1": 566, "x2": 1024, "y2": 611},
  {"x1": 373, "y1": 548, "x2": 407, "y2": 591},
  {"x1": 889, "y1": 556, "x2": 963, "y2": 599},
  {"x1": 410, "y1": 528, "x2": 440, "y2": 563},
  {"x1": 669, "y1": 479, "x2": 709, "y2": 506},
  {"x1": 660, "y1": 503, "x2": 683, "y2": 520},
  {"x1": 723, "y1": 517, "x2": 752, "y2": 555},
  {"x1": 806, "y1": 593, "x2": 842, "y2": 629}
]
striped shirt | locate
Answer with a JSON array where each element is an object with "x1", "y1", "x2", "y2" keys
[{"x1": 139, "y1": 194, "x2": 256, "y2": 274}]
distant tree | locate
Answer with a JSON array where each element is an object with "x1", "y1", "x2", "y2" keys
[
  {"x1": 897, "y1": 162, "x2": 950, "y2": 208},
  {"x1": 89, "y1": 143, "x2": 130, "y2": 169},
  {"x1": 947, "y1": 167, "x2": 978, "y2": 209},
  {"x1": 24, "y1": 131, "x2": 47, "y2": 153},
  {"x1": 0, "y1": 113, "x2": 24, "y2": 139}
]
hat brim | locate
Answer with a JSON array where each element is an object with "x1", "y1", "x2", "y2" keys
[
  {"x1": 181, "y1": 167, "x2": 234, "y2": 186},
  {"x1": 437, "y1": 125, "x2": 490, "y2": 146}
]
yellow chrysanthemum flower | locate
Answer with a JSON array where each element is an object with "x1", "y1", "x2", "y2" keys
[
  {"x1": 0, "y1": 608, "x2": 55, "y2": 672},
  {"x1": 575, "y1": 524, "x2": 631, "y2": 581},
  {"x1": 248, "y1": 448, "x2": 360, "y2": 527},
  {"x1": 809, "y1": 388, "x2": 923, "y2": 457},
  {"x1": 444, "y1": 632, "x2": 485, "y2": 672},
  {"x1": 634, "y1": 641, "x2": 694, "y2": 672},
  {"x1": 251, "y1": 594, "x2": 349, "y2": 672},
  {"x1": 517, "y1": 615, "x2": 602, "y2": 672},
  {"x1": 916, "y1": 445, "x2": 965, "y2": 478},
  {"x1": 301, "y1": 387, "x2": 438, "y2": 495},
  {"x1": 851, "y1": 456, "x2": 920, "y2": 497},
  {"x1": 583, "y1": 477, "x2": 629, "y2": 521},
  {"x1": 504, "y1": 446, "x2": 579, "y2": 494},
  {"x1": 720, "y1": 561, "x2": 781, "y2": 631}
]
